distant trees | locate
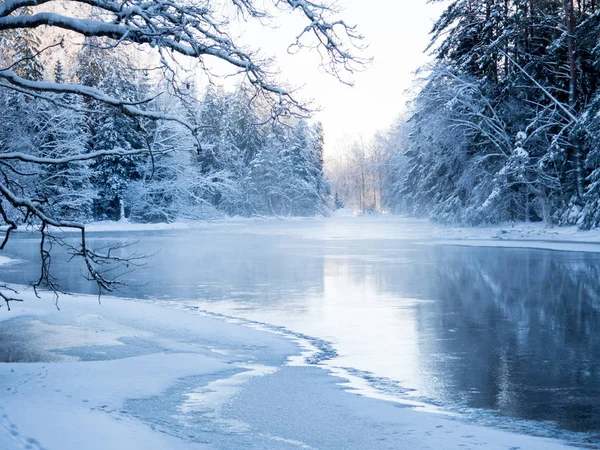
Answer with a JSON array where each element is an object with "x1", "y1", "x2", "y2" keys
[
  {"x1": 245, "y1": 121, "x2": 329, "y2": 216},
  {"x1": 0, "y1": 0, "x2": 364, "y2": 305},
  {"x1": 327, "y1": 137, "x2": 389, "y2": 214},
  {"x1": 186, "y1": 88, "x2": 330, "y2": 217},
  {"x1": 1, "y1": 38, "x2": 330, "y2": 225},
  {"x1": 371, "y1": 0, "x2": 600, "y2": 228}
]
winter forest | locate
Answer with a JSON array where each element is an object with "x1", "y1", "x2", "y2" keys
[
  {"x1": 0, "y1": 24, "x2": 328, "y2": 224},
  {"x1": 4, "y1": 1, "x2": 600, "y2": 231},
  {"x1": 332, "y1": 0, "x2": 600, "y2": 230},
  {"x1": 3, "y1": 2, "x2": 600, "y2": 449}
]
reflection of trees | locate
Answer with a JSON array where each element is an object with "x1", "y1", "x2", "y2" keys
[
  {"x1": 413, "y1": 247, "x2": 600, "y2": 432},
  {"x1": 333, "y1": 243, "x2": 600, "y2": 433}
]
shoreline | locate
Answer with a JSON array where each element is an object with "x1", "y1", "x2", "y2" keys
[
  {"x1": 428, "y1": 220, "x2": 600, "y2": 252},
  {"x1": 67, "y1": 216, "x2": 600, "y2": 252},
  {"x1": 3, "y1": 215, "x2": 600, "y2": 253}
]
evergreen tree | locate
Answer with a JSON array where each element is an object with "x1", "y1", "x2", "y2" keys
[
  {"x1": 10, "y1": 7, "x2": 45, "y2": 81},
  {"x1": 377, "y1": 0, "x2": 600, "y2": 227},
  {"x1": 35, "y1": 60, "x2": 93, "y2": 220},
  {"x1": 74, "y1": 40, "x2": 148, "y2": 220}
]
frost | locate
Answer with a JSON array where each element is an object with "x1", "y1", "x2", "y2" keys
[
  {"x1": 482, "y1": 187, "x2": 501, "y2": 210},
  {"x1": 513, "y1": 147, "x2": 528, "y2": 158}
]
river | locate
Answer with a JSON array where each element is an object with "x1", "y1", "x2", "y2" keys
[{"x1": 1, "y1": 217, "x2": 599, "y2": 443}]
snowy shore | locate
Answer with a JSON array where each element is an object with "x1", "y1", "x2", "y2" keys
[
  {"x1": 429, "y1": 221, "x2": 600, "y2": 252},
  {"x1": 0, "y1": 284, "x2": 574, "y2": 449},
  {"x1": 81, "y1": 215, "x2": 600, "y2": 253}
]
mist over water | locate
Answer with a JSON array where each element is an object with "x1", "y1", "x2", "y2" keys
[{"x1": 2, "y1": 218, "x2": 599, "y2": 439}]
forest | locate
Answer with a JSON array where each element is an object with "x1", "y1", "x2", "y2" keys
[
  {"x1": 0, "y1": 9, "x2": 329, "y2": 225},
  {"x1": 5, "y1": 1, "x2": 600, "y2": 231},
  {"x1": 357, "y1": 0, "x2": 600, "y2": 229}
]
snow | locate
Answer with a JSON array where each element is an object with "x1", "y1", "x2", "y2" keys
[
  {"x1": 513, "y1": 146, "x2": 528, "y2": 158},
  {"x1": 1, "y1": 355, "x2": 220, "y2": 450},
  {"x1": 0, "y1": 255, "x2": 15, "y2": 266},
  {"x1": 0, "y1": 285, "x2": 572, "y2": 449},
  {"x1": 0, "y1": 288, "x2": 294, "y2": 450},
  {"x1": 82, "y1": 216, "x2": 600, "y2": 253},
  {"x1": 85, "y1": 220, "x2": 200, "y2": 232},
  {"x1": 430, "y1": 220, "x2": 600, "y2": 252}
]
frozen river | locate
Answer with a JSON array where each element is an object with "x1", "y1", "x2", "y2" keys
[{"x1": 1, "y1": 217, "x2": 599, "y2": 443}]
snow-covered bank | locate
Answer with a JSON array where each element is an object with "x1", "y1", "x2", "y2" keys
[
  {"x1": 83, "y1": 216, "x2": 317, "y2": 233},
  {"x1": 0, "y1": 288, "x2": 294, "y2": 450},
  {"x1": 84, "y1": 220, "x2": 203, "y2": 232},
  {"x1": 0, "y1": 288, "x2": 574, "y2": 449},
  {"x1": 430, "y1": 220, "x2": 600, "y2": 252}
]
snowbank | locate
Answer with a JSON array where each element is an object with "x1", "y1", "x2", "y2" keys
[
  {"x1": 82, "y1": 217, "x2": 297, "y2": 232},
  {"x1": 431, "y1": 221, "x2": 600, "y2": 252},
  {"x1": 0, "y1": 287, "x2": 294, "y2": 450},
  {"x1": 84, "y1": 220, "x2": 201, "y2": 232},
  {"x1": 0, "y1": 287, "x2": 572, "y2": 449}
]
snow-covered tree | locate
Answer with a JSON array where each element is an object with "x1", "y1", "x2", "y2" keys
[
  {"x1": 369, "y1": 0, "x2": 600, "y2": 228},
  {"x1": 35, "y1": 60, "x2": 94, "y2": 220}
]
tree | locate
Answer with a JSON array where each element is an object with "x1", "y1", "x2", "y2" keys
[
  {"x1": 35, "y1": 60, "x2": 94, "y2": 221},
  {"x1": 8, "y1": 6, "x2": 45, "y2": 81},
  {"x1": 334, "y1": 192, "x2": 345, "y2": 210},
  {"x1": 0, "y1": 0, "x2": 366, "y2": 308},
  {"x1": 327, "y1": 140, "x2": 362, "y2": 213},
  {"x1": 370, "y1": 0, "x2": 600, "y2": 228}
]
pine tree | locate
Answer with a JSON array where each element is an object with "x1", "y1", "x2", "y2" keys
[
  {"x1": 74, "y1": 41, "x2": 149, "y2": 220},
  {"x1": 35, "y1": 60, "x2": 93, "y2": 220},
  {"x1": 10, "y1": 7, "x2": 45, "y2": 81},
  {"x1": 377, "y1": 0, "x2": 600, "y2": 226}
]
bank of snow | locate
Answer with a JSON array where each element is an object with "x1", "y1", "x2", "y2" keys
[
  {"x1": 83, "y1": 217, "x2": 293, "y2": 233},
  {"x1": 0, "y1": 288, "x2": 294, "y2": 450},
  {"x1": 84, "y1": 220, "x2": 201, "y2": 232},
  {"x1": 0, "y1": 287, "x2": 573, "y2": 449},
  {"x1": 430, "y1": 220, "x2": 600, "y2": 252}
]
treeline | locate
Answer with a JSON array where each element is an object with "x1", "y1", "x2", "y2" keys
[
  {"x1": 0, "y1": 10, "x2": 328, "y2": 223},
  {"x1": 377, "y1": 0, "x2": 600, "y2": 228}
]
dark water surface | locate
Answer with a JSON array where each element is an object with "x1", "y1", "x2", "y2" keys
[{"x1": 1, "y1": 218, "x2": 599, "y2": 442}]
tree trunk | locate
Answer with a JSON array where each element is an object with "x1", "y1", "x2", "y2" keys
[
  {"x1": 565, "y1": 0, "x2": 577, "y2": 107},
  {"x1": 564, "y1": 0, "x2": 585, "y2": 199}
]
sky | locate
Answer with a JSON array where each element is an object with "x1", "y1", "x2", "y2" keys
[
  {"x1": 191, "y1": 1, "x2": 447, "y2": 157},
  {"x1": 239, "y1": 0, "x2": 448, "y2": 157}
]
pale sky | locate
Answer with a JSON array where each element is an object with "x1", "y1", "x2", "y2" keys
[
  {"x1": 195, "y1": 1, "x2": 447, "y2": 157},
  {"x1": 247, "y1": 1, "x2": 447, "y2": 157}
]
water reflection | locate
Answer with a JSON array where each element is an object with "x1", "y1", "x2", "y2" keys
[
  {"x1": 418, "y1": 247, "x2": 600, "y2": 432},
  {"x1": 1, "y1": 223, "x2": 599, "y2": 437}
]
